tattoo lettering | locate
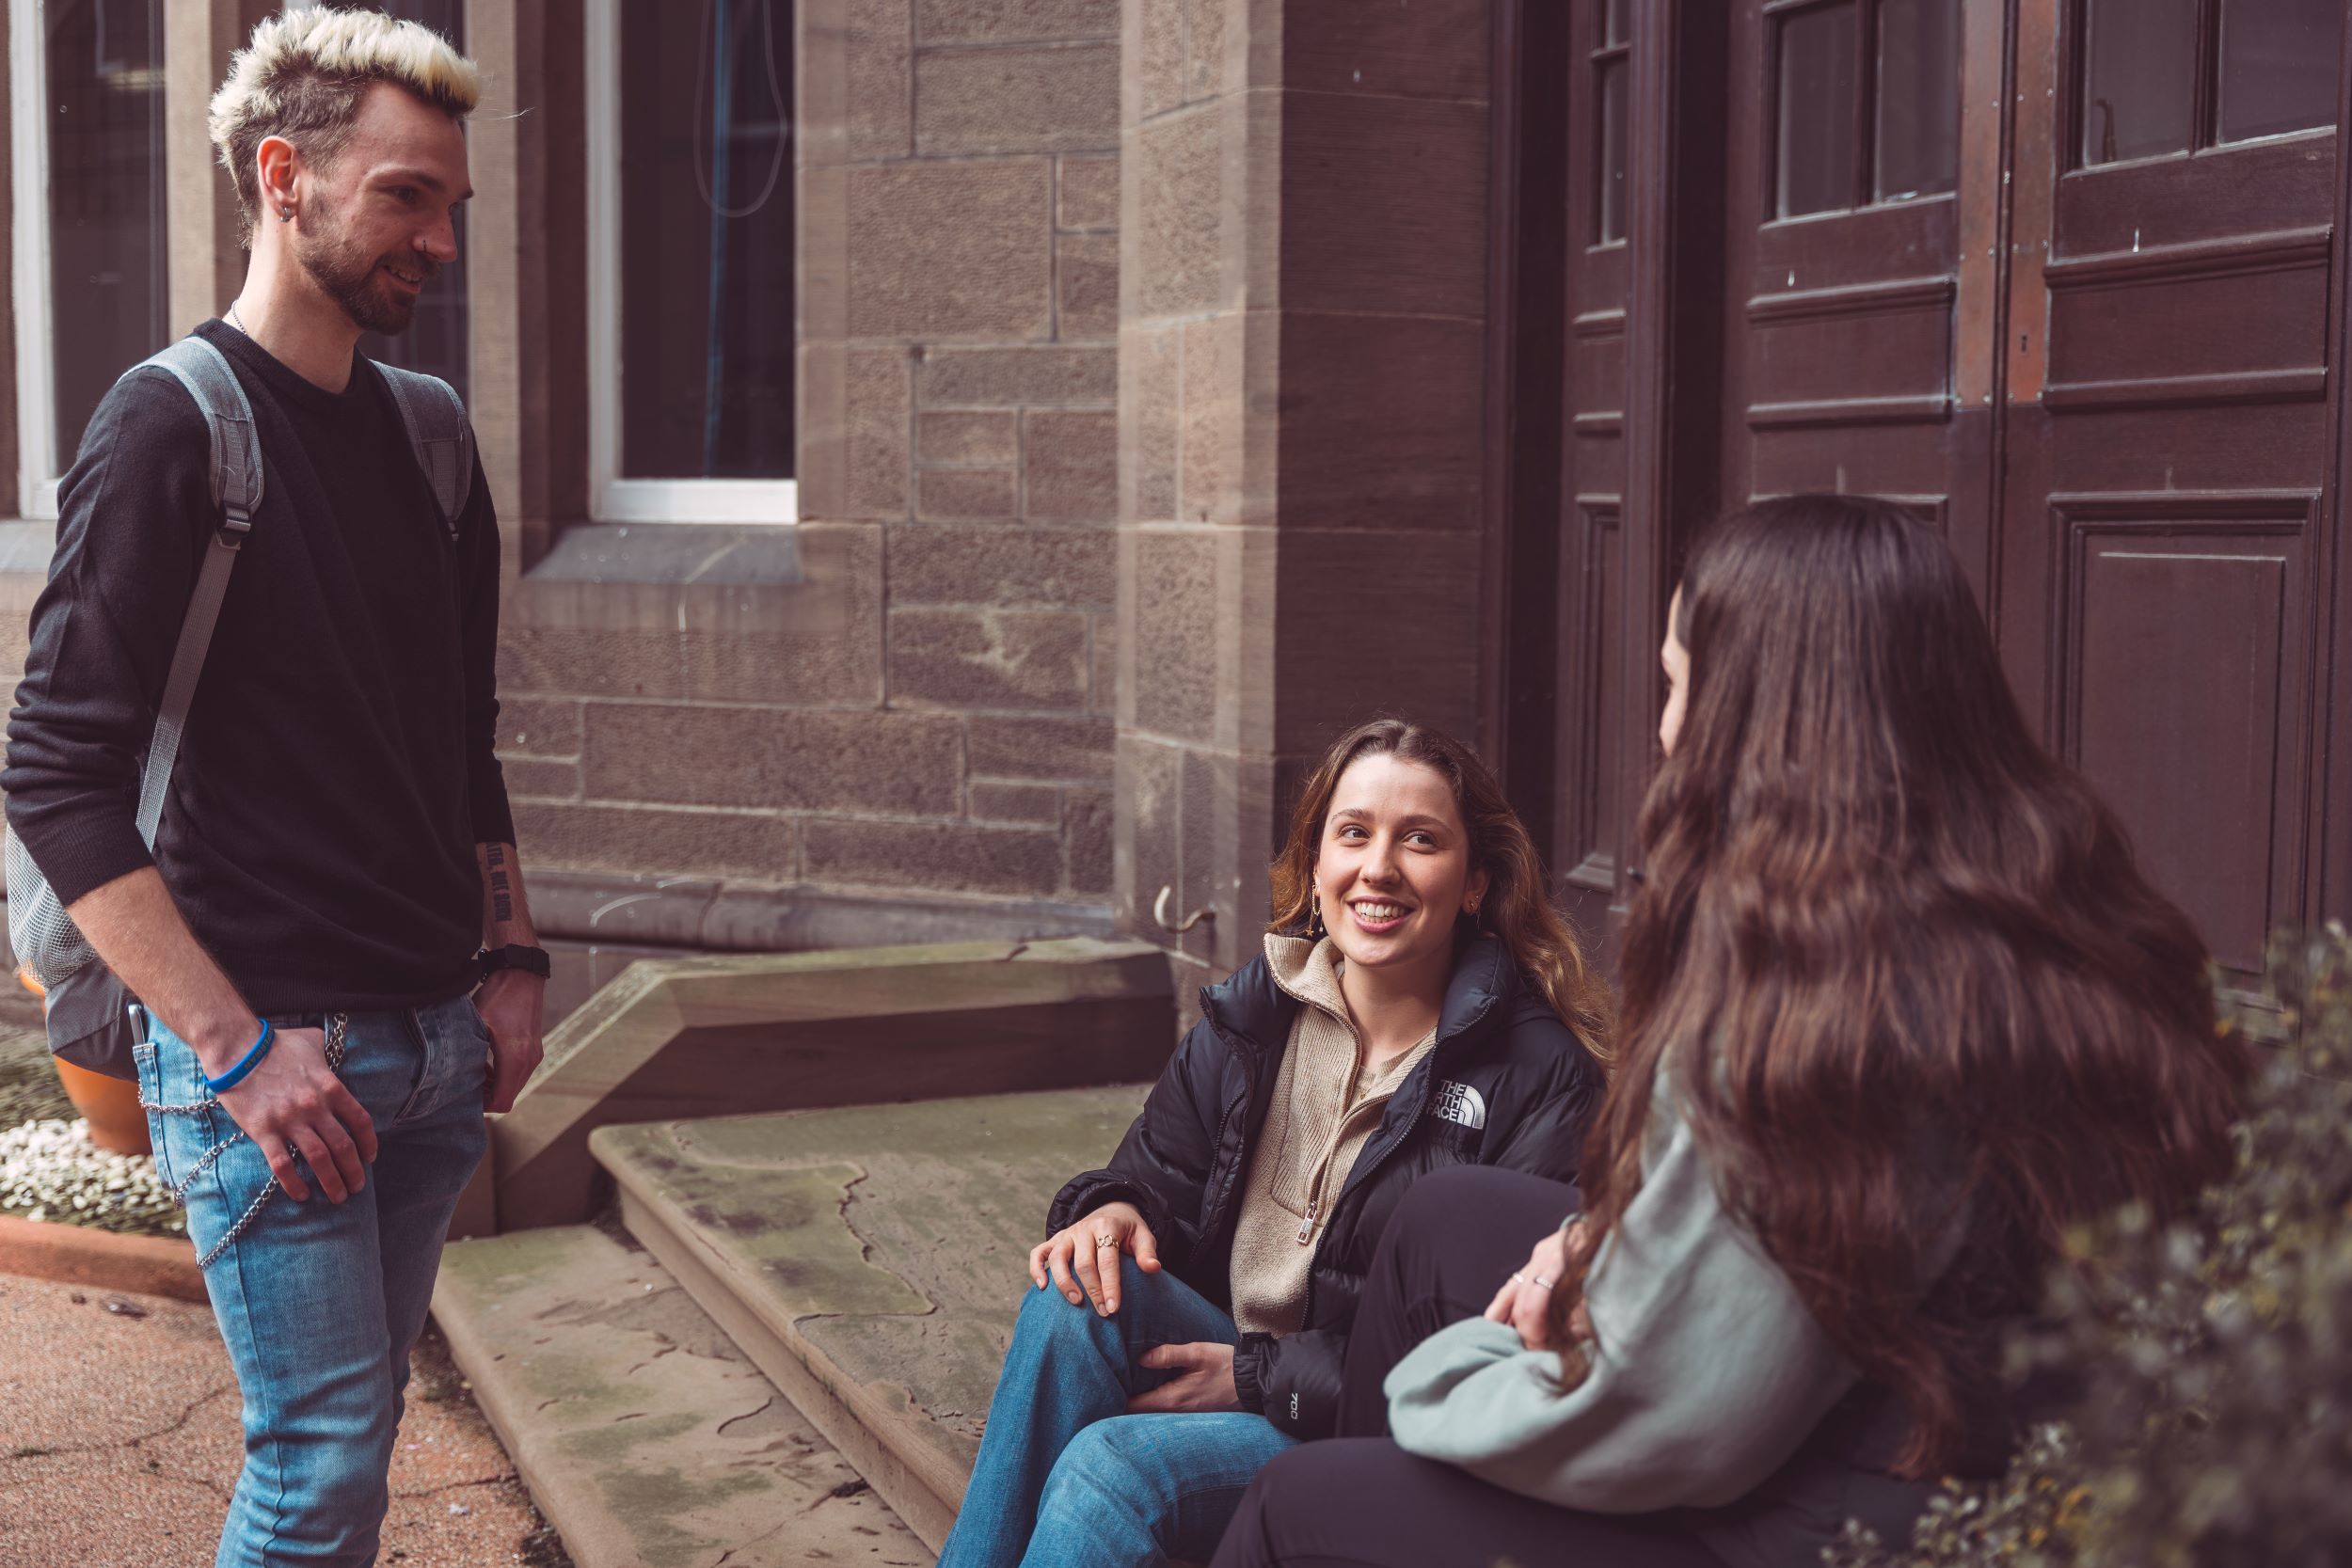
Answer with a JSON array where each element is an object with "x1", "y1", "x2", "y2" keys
[{"x1": 486, "y1": 844, "x2": 514, "y2": 925}]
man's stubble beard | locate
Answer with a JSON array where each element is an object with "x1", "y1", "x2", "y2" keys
[{"x1": 293, "y1": 201, "x2": 426, "y2": 337}]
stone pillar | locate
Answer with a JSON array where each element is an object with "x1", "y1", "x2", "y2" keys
[
  {"x1": 466, "y1": 0, "x2": 581, "y2": 569},
  {"x1": 1116, "y1": 0, "x2": 1498, "y2": 991},
  {"x1": 163, "y1": 2, "x2": 270, "y2": 338}
]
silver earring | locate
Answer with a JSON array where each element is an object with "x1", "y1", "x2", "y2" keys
[{"x1": 279, "y1": 207, "x2": 294, "y2": 222}]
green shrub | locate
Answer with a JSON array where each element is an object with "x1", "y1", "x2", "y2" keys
[{"x1": 1826, "y1": 925, "x2": 2352, "y2": 1568}]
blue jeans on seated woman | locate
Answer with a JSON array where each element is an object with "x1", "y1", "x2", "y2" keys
[{"x1": 937, "y1": 1256, "x2": 1298, "y2": 1568}]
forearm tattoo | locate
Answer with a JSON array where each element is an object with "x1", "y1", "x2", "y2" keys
[{"x1": 486, "y1": 843, "x2": 514, "y2": 925}]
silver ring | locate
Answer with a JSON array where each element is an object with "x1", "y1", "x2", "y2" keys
[{"x1": 1529, "y1": 1275, "x2": 1555, "y2": 1291}]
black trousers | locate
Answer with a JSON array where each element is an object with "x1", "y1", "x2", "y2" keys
[{"x1": 1213, "y1": 1164, "x2": 1724, "y2": 1568}]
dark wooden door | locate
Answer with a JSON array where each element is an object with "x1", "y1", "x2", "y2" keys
[
  {"x1": 1995, "y1": 0, "x2": 2344, "y2": 990},
  {"x1": 1551, "y1": 0, "x2": 1639, "y2": 943},
  {"x1": 1526, "y1": 0, "x2": 2348, "y2": 980},
  {"x1": 1718, "y1": 0, "x2": 1995, "y2": 588}
]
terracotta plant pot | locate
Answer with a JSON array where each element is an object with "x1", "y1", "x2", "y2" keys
[{"x1": 53, "y1": 1057, "x2": 151, "y2": 1157}]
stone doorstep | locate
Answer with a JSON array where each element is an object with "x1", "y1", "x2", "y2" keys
[
  {"x1": 0, "y1": 1212, "x2": 206, "y2": 1303},
  {"x1": 590, "y1": 1085, "x2": 1152, "y2": 1556},
  {"x1": 432, "y1": 1221, "x2": 931, "y2": 1568},
  {"x1": 492, "y1": 936, "x2": 1174, "y2": 1234}
]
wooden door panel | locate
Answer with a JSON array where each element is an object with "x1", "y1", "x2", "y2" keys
[
  {"x1": 1570, "y1": 313, "x2": 1630, "y2": 450},
  {"x1": 1551, "y1": 0, "x2": 1635, "y2": 942},
  {"x1": 2055, "y1": 497, "x2": 2318, "y2": 981},
  {"x1": 1560, "y1": 504, "x2": 1628, "y2": 901},
  {"x1": 2054, "y1": 133, "x2": 2337, "y2": 248},
  {"x1": 1749, "y1": 199, "x2": 1961, "y2": 293},
  {"x1": 1747, "y1": 425, "x2": 1961, "y2": 502},
  {"x1": 2039, "y1": 405, "x2": 2337, "y2": 491},
  {"x1": 1721, "y1": 4, "x2": 1973, "y2": 519},
  {"x1": 1995, "y1": 0, "x2": 2341, "y2": 958},
  {"x1": 2043, "y1": 248, "x2": 2332, "y2": 402},
  {"x1": 1747, "y1": 282, "x2": 1954, "y2": 410}
]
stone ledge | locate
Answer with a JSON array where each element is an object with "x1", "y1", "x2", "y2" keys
[
  {"x1": 493, "y1": 936, "x2": 1172, "y2": 1232},
  {"x1": 530, "y1": 867, "x2": 1116, "y2": 952},
  {"x1": 524, "y1": 523, "x2": 803, "y2": 586}
]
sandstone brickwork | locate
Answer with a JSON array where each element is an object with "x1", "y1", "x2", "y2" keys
[{"x1": 500, "y1": 0, "x2": 1123, "y2": 917}]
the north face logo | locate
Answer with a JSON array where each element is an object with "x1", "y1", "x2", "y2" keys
[{"x1": 1432, "y1": 1081, "x2": 1487, "y2": 1130}]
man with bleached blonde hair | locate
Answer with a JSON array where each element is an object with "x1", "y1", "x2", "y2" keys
[{"x1": 5, "y1": 11, "x2": 547, "y2": 1562}]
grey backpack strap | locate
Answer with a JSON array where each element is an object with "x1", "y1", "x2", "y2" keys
[
  {"x1": 373, "y1": 362, "x2": 474, "y2": 542},
  {"x1": 130, "y1": 337, "x2": 262, "y2": 846}
]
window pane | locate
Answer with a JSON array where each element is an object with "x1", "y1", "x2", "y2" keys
[
  {"x1": 2219, "y1": 0, "x2": 2342, "y2": 144},
  {"x1": 2080, "y1": 0, "x2": 2198, "y2": 166},
  {"x1": 1602, "y1": 0, "x2": 1628, "y2": 49},
  {"x1": 1875, "y1": 0, "x2": 1959, "y2": 200},
  {"x1": 332, "y1": 0, "x2": 470, "y2": 401},
  {"x1": 1597, "y1": 56, "x2": 1629, "y2": 244},
  {"x1": 1777, "y1": 3, "x2": 1858, "y2": 219},
  {"x1": 619, "y1": 0, "x2": 795, "y2": 480},
  {"x1": 45, "y1": 0, "x2": 167, "y2": 473}
]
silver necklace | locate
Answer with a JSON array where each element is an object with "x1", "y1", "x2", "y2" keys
[{"x1": 226, "y1": 302, "x2": 250, "y2": 336}]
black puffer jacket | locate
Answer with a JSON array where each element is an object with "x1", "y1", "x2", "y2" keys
[{"x1": 1047, "y1": 933, "x2": 1606, "y2": 1441}]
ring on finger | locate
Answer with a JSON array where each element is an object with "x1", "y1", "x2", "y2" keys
[
  {"x1": 1530, "y1": 1274, "x2": 1555, "y2": 1291},
  {"x1": 1508, "y1": 1271, "x2": 1526, "y2": 1284},
  {"x1": 1094, "y1": 1233, "x2": 1117, "y2": 1248}
]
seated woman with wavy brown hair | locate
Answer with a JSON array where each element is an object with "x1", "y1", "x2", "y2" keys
[
  {"x1": 934, "y1": 719, "x2": 1612, "y2": 1568},
  {"x1": 1212, "y1": 495, "x2": 2249, "y2": 1568}
]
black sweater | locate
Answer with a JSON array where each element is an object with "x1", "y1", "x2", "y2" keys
[{"x1": 3, "y1": 321, "x2": 511, "y2": 1014}]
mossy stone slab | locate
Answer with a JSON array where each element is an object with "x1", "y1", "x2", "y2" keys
[
  {"x1": 432, "y1": 1223, "x2": 928, "y2": 1567},
  {"x1": 592, "y1": 1086, "x2": 1148, "y2": 1539}
]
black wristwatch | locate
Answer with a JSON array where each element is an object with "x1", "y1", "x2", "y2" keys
[{"x1": 479, "y1": 943, "x2": 552, "y2": 980}]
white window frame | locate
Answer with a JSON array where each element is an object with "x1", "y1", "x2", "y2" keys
[
  {"x1": 584, "y1": 0, "x2": 798, "y2": 524},
  {"x1": 9, "y1": 0, "x2": 59, "y2": 521}
]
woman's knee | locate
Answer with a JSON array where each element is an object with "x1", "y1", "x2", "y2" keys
[
  {"x1": 1010, "y1": 1254, "x2": 1169, "y2": 1346},
  {"x1": 1373, "y1": 1164, "x2": 1581, "y2": 1308},
  {"x1": 1038, "y1": 1418, "x2": 1150, "y2": 1519}
]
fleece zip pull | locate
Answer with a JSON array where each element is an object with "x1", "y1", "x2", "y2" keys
[{"x1": 1292, "y1": 1063, "x2": 1409, "y2": 1244}]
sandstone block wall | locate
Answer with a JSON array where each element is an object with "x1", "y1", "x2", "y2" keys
[
  {"x1": 503, "y1": 0, "x2": 1123, "y2": 920},
  {"x1": 1115, "y1": 0, "x2": 1499, "y2": 987}
]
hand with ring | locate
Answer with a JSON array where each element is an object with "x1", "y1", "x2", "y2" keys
[
  {"x1": 1485, "y1": 1215, "x2": 1597, "y2": 1351},
  {"x1": 1028, "y1": 1200, "x2": 1162, "y2": 1317}
]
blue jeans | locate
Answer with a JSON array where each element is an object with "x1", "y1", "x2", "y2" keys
[
  {"x1": 938, "y1": 1258, "x2": 1299, "y2": 1568},
  {"x1": 135, "y1": 995, "x2": 491, "y2": 1567}
]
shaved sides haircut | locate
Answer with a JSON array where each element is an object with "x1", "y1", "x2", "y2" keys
[{"x1": 208, "y1": 8, "x2": 479, "y2": 245}]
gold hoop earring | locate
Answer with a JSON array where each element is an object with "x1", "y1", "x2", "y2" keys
[{"x1": 1308, "y1": 884, "x2": 1325, "y2": 941}]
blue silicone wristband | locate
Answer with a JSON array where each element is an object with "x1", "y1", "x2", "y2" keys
[{"x1": 203, "y1": 1020, "x2": 275, "y2": 1095}]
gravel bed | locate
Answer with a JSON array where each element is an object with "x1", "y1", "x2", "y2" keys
[
  {"x1": 0, "y1": 1009, "x2": 184, "y2": 1237},
  {"x1": 0, "y1": 1014, "x2": 74, "y2": 1126},
  {"x1": 0, "y1": 1117, "x2": 183, "y2": 1236}
]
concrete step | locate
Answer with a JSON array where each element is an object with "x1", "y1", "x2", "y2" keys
[
  {"x1": 432, "y1": 1221, "x2": 932, "y2": 1568},
  {"x1": 489, "y1": 937, "x2": 1172, "y2": 1234},
  {"x1": 589, "y1": 1087, "x2": 1151, "y2": 1554}
]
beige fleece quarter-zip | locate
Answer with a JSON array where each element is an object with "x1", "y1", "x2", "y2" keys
[{"x1": 1227, "y1": 933, "x2": 1438, "y2": 1337}]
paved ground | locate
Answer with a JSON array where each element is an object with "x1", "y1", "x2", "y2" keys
[{"x1": 0, "y1": 1273, "x2": 571, "y2": 1568}]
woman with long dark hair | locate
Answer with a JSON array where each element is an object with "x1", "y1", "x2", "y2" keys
[
  {"x1": 934, "y1": 720, "x2": 1611, "y2": 1568},
  {"x1": 1212, "y1": 496, "x2": 2249, "y2": 1566}
]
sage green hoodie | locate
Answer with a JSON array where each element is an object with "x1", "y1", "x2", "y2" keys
[{"x1": 1383, "y1": 1082, "x2": 1870, "y2": 1523}]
